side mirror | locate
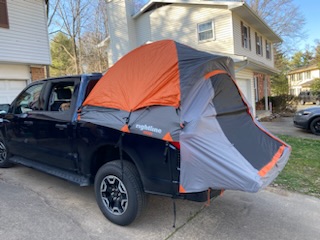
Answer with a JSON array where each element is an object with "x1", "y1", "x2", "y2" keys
[{"x1": 0, "y1": 104, "x2": 10, "y2": 114}]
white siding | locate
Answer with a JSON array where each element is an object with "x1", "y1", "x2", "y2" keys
[
  {"x1": 311, "y1": 69, "x2": 320, "y2": 79},
  {"x1": 146, "y1": 5, "x2": 234, "y2": 54},
  {"x1": 0, "y1": 0, "x2": 50, "y2": 65},
  {"x1": 136, "y1": 11, "x2": 152, "y2": 46},
  {"x1": 232, "y1": 14, "x2": 274, "y2": 69},
  {"x1": 107, "y1": 0, "x2": 138, "y2": 65}
]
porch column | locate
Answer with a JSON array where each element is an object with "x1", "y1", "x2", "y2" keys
[{"x1": 264, "y1": 76, "x2": 269, "y2": 111}]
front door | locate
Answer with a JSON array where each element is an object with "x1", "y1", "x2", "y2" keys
[{"x1": 5, "y1": 78, "x2": 79, "y2": 171}]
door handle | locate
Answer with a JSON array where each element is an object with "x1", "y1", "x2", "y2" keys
[
  {"x1": 55, "y1": 124, "x2": 68, "y2": 129},
  {"x1": 23, "y1": 121, "x2": 33, "y2": 126}
]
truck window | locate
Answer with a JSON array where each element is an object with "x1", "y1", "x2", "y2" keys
[
  {"x1": 48, "y1": 82, "x2": 74, "y2": 111},
  {"x1": 85, "y1": 80, "x2": 98, "y2": 99},
  {"x1": 14, "y1": 83, "x2": 44, "y2": 114}
]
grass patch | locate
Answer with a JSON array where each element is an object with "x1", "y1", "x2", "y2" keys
[{"x1": 273, "y1": 135, "x2": 320, "y2": 198}]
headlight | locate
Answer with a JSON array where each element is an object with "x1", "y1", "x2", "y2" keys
[{"x1": 298, "y1": 111, "x2": 311, "y2": 116}]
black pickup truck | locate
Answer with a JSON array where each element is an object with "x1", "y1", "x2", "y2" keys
[{"x1": 0, "y1": 74, "x2": 220, "y2": 226}]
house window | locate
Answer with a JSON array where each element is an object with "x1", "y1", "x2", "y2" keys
[
  {"x1": 241, "y1": 21, "x2": 251, "y2": 50},
  {"x1": 306, "y1": 71, "x2": 311, "y2": 79},
  {"x1": 265, "y1": 40, "x2": 271, "y2": 59},
  {"x1": 0, "y1": 0, "x2": 9, "y2": 28},
  {"x1": 255, "y1": 32, "x2": 263, "y2": 56},
  {"x1": 197, "y1": 20, "x2": 215, "y2": 41}
]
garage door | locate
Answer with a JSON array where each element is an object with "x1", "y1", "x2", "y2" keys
[
  {"x1": 236, "y1": 79, "x2": 252, "y2": 104},
  {"x1": 0, "y1": 80, "x2": 27, "y2": 104}
]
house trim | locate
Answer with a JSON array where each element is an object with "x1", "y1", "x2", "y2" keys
[{"x1": 132, "y1": 0, "x2": 281, "y2": 43}]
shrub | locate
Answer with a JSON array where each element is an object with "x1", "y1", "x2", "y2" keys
[{"x1": 257, "y1": 95, "x2": 297, "y2": 113}]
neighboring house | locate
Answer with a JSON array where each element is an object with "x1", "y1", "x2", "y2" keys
[
  {"x1": 104, "y1": 0, "x2": 282, "y2": 116},
  {"x1": 0, "y1": 0, "x2": 51, "y2": 104},
  {"x1": 287, "y1": 65, "x2": 320, "y2": 96}
]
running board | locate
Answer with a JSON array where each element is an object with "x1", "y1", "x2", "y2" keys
[{"x1": 9, "y1": 156, "x2": 90, "y2": 186}]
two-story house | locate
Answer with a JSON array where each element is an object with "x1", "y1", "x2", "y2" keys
[
  {"x1": 288, "y1": 65, "x2": 320, "y2": 96},
  {"x1": 104, "y1": 0, "x2": 281, "y2": 116},
  {"x1": 0, "y1": 0, "x2": 51, "y2": 104}
]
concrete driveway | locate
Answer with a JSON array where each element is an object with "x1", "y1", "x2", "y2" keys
[
  {"x1": 260, "y1": 104, "x2": 320, "y2": 140},
  {"x1": 261, "y1": 116, "x2": 320, "y2": 140},
  {"x1": 1, "y1": 113, "x2": 319, "y2": 239},
  {"x1": 1, "y1": 165, "x2": 320, "y2": 240}
]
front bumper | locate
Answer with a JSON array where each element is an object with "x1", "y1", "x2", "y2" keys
[{"x1": 293, "y1": 115, "x2": 309, "y2": 129}]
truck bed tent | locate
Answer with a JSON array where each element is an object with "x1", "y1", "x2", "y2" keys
[{"x1": 79, "y1": 40, "x2": 291, "y2": 193}]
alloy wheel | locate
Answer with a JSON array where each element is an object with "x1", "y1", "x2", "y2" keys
[
  {"x1": 0, "y1": 142, "x2": 7, "y2": 163},
  {"x1": 313, "y1": 120, "x2": 320, "y2": 134},
  {"x1": 100, "y1": 175, "x2": 128, "y2": 215}
]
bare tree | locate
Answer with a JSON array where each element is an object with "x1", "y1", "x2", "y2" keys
[
  {"x1": 246, "y1": 0, "x2": 306, "y2": 53},
  {"x1": 48, "y1": 0, "x2": 109, "y2": 75},
  {"x1": 47, "y1": 0, "x2": 60, "y2": 31},
  {"x1": 81, "y1": 0, "x2": 109, "y2": 73},
  {"x1": 51, "y1": 0, "x2": 94, "y2": 74}
]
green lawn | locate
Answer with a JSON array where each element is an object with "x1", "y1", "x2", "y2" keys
[{"x1": 273, "y1": 135, "x2": 320, "y2": 198}]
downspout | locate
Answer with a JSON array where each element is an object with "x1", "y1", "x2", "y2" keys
[
  {"x1": 234, "y1": 59, "x2": 249, "y2": 73},
  {"x1": 45, "y1": 0, "x2": 50, "y2": 77}
]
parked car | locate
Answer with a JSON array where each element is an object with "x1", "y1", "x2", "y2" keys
[
  {"x1": 298, "y1": 91, "x2": 320, "y2": 105},
  {"x1": 293, "y1": 107, "x2": 320, "y2": 135}
]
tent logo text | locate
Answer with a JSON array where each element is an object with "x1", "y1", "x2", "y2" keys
[{"x1": 135, "y1": 124, "x2": 162, "y2": 134}]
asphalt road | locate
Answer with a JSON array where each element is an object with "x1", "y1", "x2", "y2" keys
[{"x1": 1, "y1": 113, "x2": 319, "y2": 240}]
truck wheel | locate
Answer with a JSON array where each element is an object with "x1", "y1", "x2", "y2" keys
[
  {"x1": 94, "y1": 160, "x2": 147, "y2": 226},
  {"x1": 310, "y1": 117, "x2": 320, "y2": 135},
  {"x1": 0, "y1": 139, "x2": 13, "y2": 168}
]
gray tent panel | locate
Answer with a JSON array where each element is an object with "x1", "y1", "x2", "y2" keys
[
  {"x1": 210, "y1": 74, "x2": 283, "y2": 169},
  {"x1": 81, "y1": 105, "x2": 181, "y2": 141},
  {"x1": 180, "y1": 116, "x2": 262, "y2": 193}
]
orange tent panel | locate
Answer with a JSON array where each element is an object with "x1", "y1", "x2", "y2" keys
[{"x1": 83, "y1": 40, "x2": 181, "y2": 111}]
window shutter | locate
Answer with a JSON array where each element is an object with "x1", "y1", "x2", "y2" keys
[
  {"x1": 0, "y1": 0, "x2": 9, "y2": 28},
  {"x1": 265, "y1": 40, "x2": 267, "y2": 57},
  {"x1": 255, "y1": 32, "x2": 258, "y2": 54},
  {"x1": 241, "y1": 21, "x2": 244, "y2": 48},
  {"x1": 260, "y1": 36, "x2": 263, "y2": 56},
  {"x1": 248, "y1": 27, "x2": 251, "y2": 50}
]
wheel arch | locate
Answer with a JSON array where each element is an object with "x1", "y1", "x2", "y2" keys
[
  {"x1": 89, "y1": 144, "x2": 145, "y2": 185},
  {"x1": 308, "y1": 115, "x2": 320, "y2": 130}
]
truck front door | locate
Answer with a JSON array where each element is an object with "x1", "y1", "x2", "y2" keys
[{"x1": 6, "y1": 78, "x2": 79, "y2": 171}]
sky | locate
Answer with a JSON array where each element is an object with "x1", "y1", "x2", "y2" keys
[{"x1": 293, "y1": 0, "x2": 320, "y2": 50}]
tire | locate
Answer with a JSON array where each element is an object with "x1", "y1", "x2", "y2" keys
[
  {"x1": 0, "y1": 139, "x2": 13, "y2": 168},
  {"x1": 310, "y1": 117, "x2": 320, "y2": 135},
  {"x1": 94, "y1": 160, "x2": 147, "y2": 226}
]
